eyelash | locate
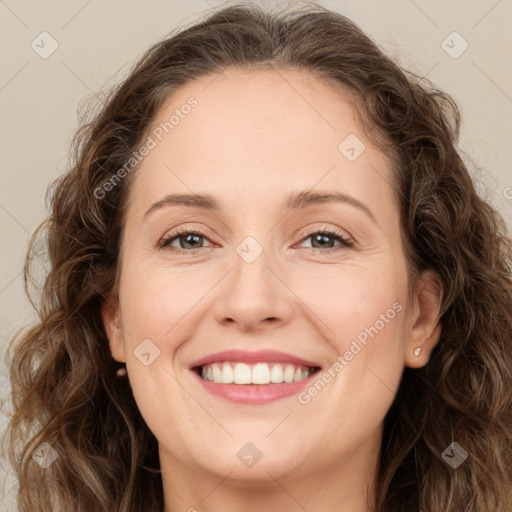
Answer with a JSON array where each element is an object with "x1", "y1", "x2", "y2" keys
[{"x1": 158, "y1": 225, "x2": 354, "y2": 253}]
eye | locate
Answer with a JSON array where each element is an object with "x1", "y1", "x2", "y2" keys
[
  {"x1": 158, "y1": 225, "x2": 354, "y2": 253},
  {"x1": 297, "y1": 228, "x2": 354, "y2": 250},
  {"x1": 159, "y1": 226, "x2": 215, "y2": 252}
]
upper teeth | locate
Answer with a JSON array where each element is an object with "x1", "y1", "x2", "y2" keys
[{"x1": 200, "y1": 362, "x2": 313, "y2": 384}]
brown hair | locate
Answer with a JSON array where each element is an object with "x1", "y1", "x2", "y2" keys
[{"x1": 2, "y1": 2, "x2": 512, "y2": 511}]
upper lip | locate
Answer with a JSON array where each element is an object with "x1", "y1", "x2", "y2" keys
[{"x1": 189, "y1": 349, "x2": 322, "y2": 369}]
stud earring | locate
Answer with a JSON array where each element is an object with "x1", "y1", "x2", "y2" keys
[
  {"x1": 116, "y1": 365, "x2": 127, "y2": 377},
  {"x1": 414, "y1": 347, "x2": 422, "y2": 357}
]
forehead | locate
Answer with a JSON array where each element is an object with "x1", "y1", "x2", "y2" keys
[
  {"x1": 127, "y1": 67, "x2": 397, "y2": 218},
  {"x1": 150, "y1": 66, "x2": 365, "y2": 163}
]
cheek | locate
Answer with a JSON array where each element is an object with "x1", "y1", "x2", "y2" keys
[
  {"x1": 295, "y1": 261, "x2": 409, "y2": 408},
  {"x1": 292, "y1": 268, "x2": 408, "y2": 445},
  {"x1": 116, "y1": 264, "x2": 211, "y2": 456},
  {"x1": 312, "y1": 262, "x2": 408, "y2": 378},
  {"x1": 115, "y1": 263, "x2": 197, "y2": 414},
  {"x1": 120, "y1": 262, "x2": 207, "y2": 342},
  {"x1": 292, "y1": 261, "x2": 408, "y2": 344}
]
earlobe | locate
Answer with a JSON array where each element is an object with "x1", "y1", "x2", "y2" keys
[
  {"x1": 100, "y1": 295, "x2": 126, "y2": 363},
  {"x1": 405, "y1": 270, "x2": 443, "y2": 369}
]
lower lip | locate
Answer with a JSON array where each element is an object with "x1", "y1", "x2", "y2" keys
[{"x1": 191, "y1": 370, "x2": 317, "y2": 404}]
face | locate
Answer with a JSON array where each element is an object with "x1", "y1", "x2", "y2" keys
[{"x1": 102, "y1": 67, "x2": 442, "y2": 488}]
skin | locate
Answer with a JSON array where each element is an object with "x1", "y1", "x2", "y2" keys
[{"x1": 101, "y1": 67, "x2": 443, "y2": 512}]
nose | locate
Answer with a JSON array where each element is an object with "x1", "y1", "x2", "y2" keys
[{"x1": 212, "y1": 240, "x2": 294, "y2": 332}]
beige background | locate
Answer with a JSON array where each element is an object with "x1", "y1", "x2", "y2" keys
[{"x1": 1, "y1": 0, "x2": 511, "y2": 507}]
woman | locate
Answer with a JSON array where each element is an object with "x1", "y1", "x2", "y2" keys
[{"x1": 3, "y1": 2, "x2": 512, "y2": 511}]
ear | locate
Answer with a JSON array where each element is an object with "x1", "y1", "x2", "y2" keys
[
  {"x1": 404, "y1": 270, "x2": 443, "y2": 369},
  {"x1": 100, "y1": 293, "x2": 126, "y2": 363}
]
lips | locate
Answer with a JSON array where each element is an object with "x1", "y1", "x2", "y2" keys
[
  {"x1": 189, "y1": 349, "x2": 321, "y2": 369},
  {"x1": 188, "y1": 349, "x2": 322, "y2": 404}
]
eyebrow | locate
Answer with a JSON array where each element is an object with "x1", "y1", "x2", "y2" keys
[{"x1": 144, "y1": 190, "x2": 376, "y2": 224}]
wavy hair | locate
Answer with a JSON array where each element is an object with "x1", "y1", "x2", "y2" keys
[{"x1": 2, "y1": 2, "x2": 512, "y2": 511}]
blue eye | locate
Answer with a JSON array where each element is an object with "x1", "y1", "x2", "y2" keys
[
  {"x1": 298, "y1": 229, "x2": 354, "y2": 250},
  {"x1": 159, "y1": 226, "x2": 354, "y2": 253}
]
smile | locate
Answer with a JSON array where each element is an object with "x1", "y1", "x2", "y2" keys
[
  {"x1": 189, "y1": 349, "x2": 322, "y2": 404},
  {"x1": 196, "y1": 361, "x2": 319, "y2": 384}
]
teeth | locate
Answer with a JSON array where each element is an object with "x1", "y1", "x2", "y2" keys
[
  {"x1": 212, "y1": 363, "x2": 222, "y2": 382},
  {"x1": 283, "y1": 364, "x2": 295, "y2": 383},
  {"x1": 199, "y1": 362, "x2": 314, "y2": 385},
  {"x1": 270, "y1": 364, "x2": 283, "y2": 383},
  {"x1": 252, "y1": 363, "x2": 271, "y2": 384},
  {"x1": 233, "y1": 362, "x2": 251, "y2": 384},
  {"x1": 221, "y1": 362, "x2": 234, "y2": 384}
]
